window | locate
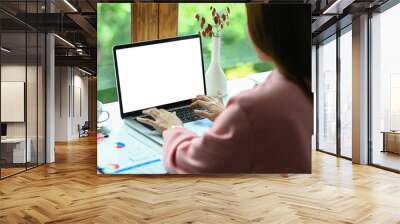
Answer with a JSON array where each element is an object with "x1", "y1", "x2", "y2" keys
[
  {"x1": 0, "y1": 1, "x2": 46, "y2": 179},
  {"x1": 97, "y1": 3, "x2": 274, "y2": 103},
  {"x1": 97, "y1": 3, "x2": 131, "y2": 103},
  {"x1": 390, "y1": 75, "x2": 400, "y2": 130},
  {"x1": 370, "y1": 3, "x2": 400, "y2": 171},
  {"x1": 178, "y1": 3, "x2": 273, "y2": 80},
  {"x1": 316, "y1": 27, "x2": 352, "y2": 159},
  {"x1": 339, "y1": 28, "x2": 352, "y2": 158},
  {"x1": 317, "y1": 36, "x2": 337, "y2": 154}
]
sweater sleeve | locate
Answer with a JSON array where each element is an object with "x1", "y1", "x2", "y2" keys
[{"x1": 162, "y1": 101, "x2": 254, "y2": 174}]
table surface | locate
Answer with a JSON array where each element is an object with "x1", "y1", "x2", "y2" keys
[{"x1": 97, "y1": 72, "x2": 270, "y2": 174}]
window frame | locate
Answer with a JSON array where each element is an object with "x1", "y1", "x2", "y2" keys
[
  {"x1": 316, "y1": 0, "x2": 400, "y2": 173},
  {"x1": 367, "y1": 0, "x2": 400, "y2": 173},
  {"x1": 315, "y1": 22, "x2": 353, "y2": 161},
  {"x1": 0, "y1": 0, "x2": 47, "y2": 180}
]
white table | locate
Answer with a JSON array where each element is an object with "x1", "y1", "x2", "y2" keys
[
  {"x1": 1, "y1": 138, "x2": 32, "y2": 163},
  {"x1": 97, "y1": 72, "x2": 269, "y2": 174}
]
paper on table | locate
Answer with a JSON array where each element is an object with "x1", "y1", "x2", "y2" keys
[
  {"x1": 227, "y1": 78, "x2": 257, "y2": 97},
  {"x1": 248, "y1": 71, "x2": 271, "y2": 84},
  {"x1": 97, "y1": 124, "x2": 167, "y2": 174}
]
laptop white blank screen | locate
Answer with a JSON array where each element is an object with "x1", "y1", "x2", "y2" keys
[{"x1": 115, "y1": 37, "x2": 205, "y2": 115}]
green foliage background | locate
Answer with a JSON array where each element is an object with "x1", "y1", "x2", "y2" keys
[
  {"x1": 98, "y1": 3, "x2": 273, "y2": 103},
  {"x1": 97, "y1": 3, "x2": 131, "y2": 103}
]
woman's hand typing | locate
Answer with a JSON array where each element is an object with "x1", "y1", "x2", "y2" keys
[
  {"x1": 190, "y1": 94, "x2": 225, "y2": 121},
  {"x1": 136, "y1": 108, "x2": 183, "y2": 133}
]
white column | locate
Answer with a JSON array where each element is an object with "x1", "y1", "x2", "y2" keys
[
  {"x1": 46, "y1": 1, "x2": 55, "y2": 163},
  {"x1": 352, "y1": 14, "x2": 369, "y2": 164},
  {"x1": 312, "y1": 45, "x2": 317, "y2": 150},
  {"x1": 54, "y1": 67, "x2": 74, "y2": 141},
  {"x1": 46, "y1": 33, "x2": 55, "y2": 163}
]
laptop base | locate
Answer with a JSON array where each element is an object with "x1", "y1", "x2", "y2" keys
[{"x1": 124, "y1": 117, "x2": 213, "y2": 145}]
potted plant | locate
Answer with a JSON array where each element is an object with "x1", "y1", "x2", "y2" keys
[{"x1": 195, "y1": 6, "x2": 231, "y2": 96}]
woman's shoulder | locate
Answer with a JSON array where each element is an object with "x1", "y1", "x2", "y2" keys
[{"x1": 231, "y1": 71, "x2": 312, "y2": 124}]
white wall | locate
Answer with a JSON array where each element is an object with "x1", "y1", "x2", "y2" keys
[
  {"x1": 1, "y1": 82, "x2": 25, "y2": 122},
  {"x1": 1, "y1": 63, "x2": 46, "y2": 164},
  {"x1": 1, "y1": 65, "x2": 39, "y2": 138},
  {"x1": 54, "y1": 67, "x2": 89, "y2": 141},
  {"x1": 55, "y1": 67, "x2": 69, "y2": 141},
  {"x1": 71, "y1": 73, "x2": 89, "y2": 138},
  {"x1": 1, "y1": 65, "x2": 26, "y2": 142},
  {"x1": 75, "y1": 73, "x2": 89, "y2": 122}
]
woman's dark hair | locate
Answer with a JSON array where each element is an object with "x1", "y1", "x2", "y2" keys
[{"x1": 246, "y1": 4, "x2": 312, "y2": 99}]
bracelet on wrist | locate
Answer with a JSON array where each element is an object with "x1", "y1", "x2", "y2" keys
[{"x1": 169, "y1": 124, "x2": 183, "y2": 129}]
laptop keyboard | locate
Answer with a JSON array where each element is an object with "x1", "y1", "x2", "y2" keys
[
  {"x1": 138, "y1": 119, "x2": 156, "y2": 131},
  {"x1": 172, "y1": 107, "x2": 203, "y2": 123},
  {"x1": 138, "y1": 107, "x2": 203, "y2": 131}
]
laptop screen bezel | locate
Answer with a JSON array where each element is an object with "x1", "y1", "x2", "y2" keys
[{"x1": 113, "y1": 34, "x2": 206, "y2": 119}]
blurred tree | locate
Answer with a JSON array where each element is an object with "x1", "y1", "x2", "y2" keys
[{"x1": 98, "y1": 3, "x2": 131, "y2": 103}]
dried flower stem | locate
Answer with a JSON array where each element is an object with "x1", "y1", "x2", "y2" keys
[{"x1": 195, "y1": 6, "x2": 231, "y2": 38}]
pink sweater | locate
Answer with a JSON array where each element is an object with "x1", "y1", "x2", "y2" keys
[{"x1": 163, "y1": 70, "x2": 313, "y2": 174}]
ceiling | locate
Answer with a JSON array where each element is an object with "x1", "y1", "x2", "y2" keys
[
  {"x1": 310, "y1": 0, "x2": 390, "y2": 43},
  {"x1": 0, "y1": 0, "x2": 97, "y2": 74}
]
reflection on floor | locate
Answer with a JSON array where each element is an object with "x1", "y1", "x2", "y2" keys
[
  {"x1": 0, "y1": 163, "x2": 42, "y2": 179},
  {"x1": 0, "y1": 136, "x2": 400, "y2": 223},
  {"x1": 373, "y1": 150, "x2": 400, "y2": 171},
  {"x1": 0, "y1": 167, "x2": 25, "y2": 177}
]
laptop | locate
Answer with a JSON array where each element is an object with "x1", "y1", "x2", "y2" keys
[{"x1": 113, "y1": 34, "x2": 213, "y2": 145}]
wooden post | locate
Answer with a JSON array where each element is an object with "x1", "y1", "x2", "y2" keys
[
  {"x1": 131, "y1": 3, "x2": 178, "y2": 42},
  {"x1": 88, "y1": 76, "x2": 97, "y2": 133},
  {"x1": 158, "y1": 3, "x2": 178, "y2": 39},
  {"x1": 131, "y1": 3, "x2": 160, "y2": 42}
]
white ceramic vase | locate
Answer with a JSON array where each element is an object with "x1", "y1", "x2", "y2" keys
[{"x1": 205, "y1": 36, "x2": 227, "y2": 97}]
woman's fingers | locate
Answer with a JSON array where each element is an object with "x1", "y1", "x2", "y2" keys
[
  {"x1": 194, "y1": 110, "x2": 213, "y2": 119},
  {"x1": 143, "y1": 108, "x2": 160, "y2": 119},
  {"x1": 194, "y1": 94, "x2": 224, "y2": 105},
  {"x1": 160, "y1": 109, "x2": 169, "y2": 113},
  {"x1": 193, "y1": 95, "x2": 211, "y2": 102},
  {"x1": 216, "y1": 91, "x2": 224, "y2": 104},
  {"x1": 190, "y1": 100, "x2": 209, "y2": 109},
  {"x1": 136, "y1": 117, "x2": 157, "y2": 127}
]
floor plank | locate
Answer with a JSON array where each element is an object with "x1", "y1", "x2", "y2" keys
[{"x1": 0, "y1": 135, "x2": 400, "y2": 223}]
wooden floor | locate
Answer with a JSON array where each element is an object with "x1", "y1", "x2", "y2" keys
[
  {"x1": 1, "y1": 164, "x2": 44, "y2": 178},
  {"x1": 1, "y1": 167, "x2": 26, "y2": 178},
  {"x1": 1, "y1": 136, "x2": 400, "y2": 223}
]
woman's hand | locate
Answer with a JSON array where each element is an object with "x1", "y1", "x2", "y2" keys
[
  {"x1": 190, "y1": 94, "x2": 225, "y2": 121},
  {"x1": 136, "y1": 108, "x2": 183, "y2": 133}
]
